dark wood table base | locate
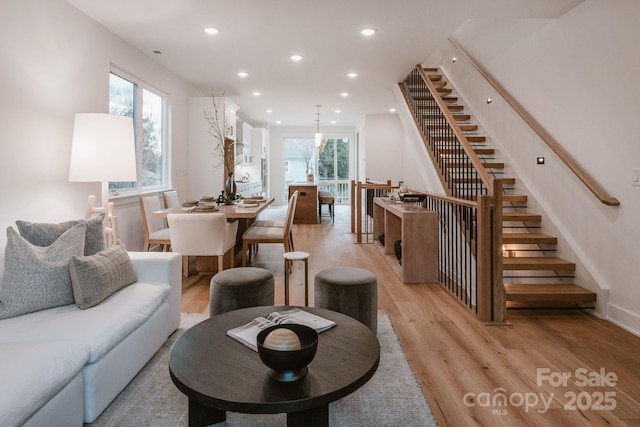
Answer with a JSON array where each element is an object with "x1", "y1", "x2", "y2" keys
[
  {"x1": 189, "y1": 399, "x2": 225, "y2": 427},
  {"x1": 188, "y1": 399, "x2": 329, "y2": 427}
]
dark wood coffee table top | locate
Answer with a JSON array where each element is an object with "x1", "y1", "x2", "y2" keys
[{"x1": 169, "y1": 306, "x2": 380, "y2": 417}]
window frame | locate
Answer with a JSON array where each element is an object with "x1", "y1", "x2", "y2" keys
[{"x1": 108, "y1": 68, "x2": 170, "y2": 196}]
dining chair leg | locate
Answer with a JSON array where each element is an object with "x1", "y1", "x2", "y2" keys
[
  {"x1": 283, "y1": 258, "x2": 290, "y2": 305},
  {"x1": 182, "y1": 256, "x2": 189, "y2": 278},
  {"x1": 218, "y1": 255, "x2": 224, "y2": 272},
  {"x1": 242, "y1": 242, "x2": 248, "y2": 266}
]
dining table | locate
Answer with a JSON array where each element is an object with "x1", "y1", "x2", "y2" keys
[{"x1": 152, "y1": 197, "x2": 275, "y2": 270}]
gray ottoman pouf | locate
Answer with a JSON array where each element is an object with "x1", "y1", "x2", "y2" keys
[
  {"x1": 314, "y1": 267, "x2": 377, "y2": 334},
  {"x1": 210, "y1": 267, "x2": 274, "y2": 316}
]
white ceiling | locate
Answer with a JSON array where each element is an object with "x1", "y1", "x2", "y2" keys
[{"x1": 66, "y1": 0, "x2": 582, "y2": 127}]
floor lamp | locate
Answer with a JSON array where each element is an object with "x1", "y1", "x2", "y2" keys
[{"x1": 69, "y1": 113, "x2": 137, "y2": 247}]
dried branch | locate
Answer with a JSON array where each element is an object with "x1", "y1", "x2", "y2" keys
[{"x1": 203, "y1": 91, "x2": 236, "y2": 174}]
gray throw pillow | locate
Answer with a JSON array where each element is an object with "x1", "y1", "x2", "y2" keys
[
  {"x1": 16, "y1": 213, "x2": 105, "y2": 256},
  {"x1": 69, "y1": 240, "x2": 136, "y2": 310},
  {"x1": 0, "y1": 224, "x2": 86, "y2": 320}
]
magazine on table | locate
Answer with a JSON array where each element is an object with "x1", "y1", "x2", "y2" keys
[{"x1": 226, "y1": 308, "x2": 337, "y2": 351}]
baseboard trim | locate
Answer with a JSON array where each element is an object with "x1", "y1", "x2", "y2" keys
[{"x1": 607, "y1": 303, "x2": 640, "y2": 338}]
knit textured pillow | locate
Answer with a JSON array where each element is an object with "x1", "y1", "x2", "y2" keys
[
  {"x1": 0, "y1": 224, "x2": 86, "y2": 319},
  {"x1": 16, "y1": 213, "x2": 105, "y2": 256},
  {"x1": 69, "y1": 240, "x2": 136, "y2": 310}
]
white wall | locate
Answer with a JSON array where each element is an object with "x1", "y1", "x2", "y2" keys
[
  {"x1": 362, "y1": 115, "x2": 404, "y2": 184},
  {"x1": 422, "y1": 0, "x2": 640, "y2": 334},
  {"x1": 0, "y1": 0, "x2": 200, "y2": 259}
]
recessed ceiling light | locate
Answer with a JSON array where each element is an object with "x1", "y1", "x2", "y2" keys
[
  {"x1": 347, "y1": 72, "x2": 358, "y2": 78},
  {"x1": 335, "y1": 109, "x2": 341, "y2": 114},
  {"x1": 389, "y1": 108, "x2": 396, "y2": 113},
  {"x1": 266, "y1": 109, "x2": 272, "y2": 113},
  {"x1": 340, "y1": 92, "x2": 349, "y2": 97},
  {"x1": 360, "y1": 28, "x2": 376, "y2": 36},
  {"x1": 290, "y1": 54, "x2": 303, "y2": 62},
  {"x1": 204, "y1": 27, "x2": 220, "y2": 35},
  {"x1": 276, "y1": 120, "x2": 281, "y2": 124},
  {"x1": 331, "y1": 120, "x2": 337, "y2": 124},
  {"x1": 237, "y1": 71, "x2": 248, "y2": 78},
  {"x1": 252, "y1": 91, "x2": 261, "y2": 97}
]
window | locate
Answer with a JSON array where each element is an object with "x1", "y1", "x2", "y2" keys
[
  {"x1": 109, "y1": 71, "x2": 168, "y2": 193},
  {"x1": 318, "y1": 138, "x2": 350, "y2": 180},
  {"x1": 284, "y1": 136, "x2": 352, "y2": 204},
  {"x1": 284, "y1": 138, "x2": 314, "y2": 183}
]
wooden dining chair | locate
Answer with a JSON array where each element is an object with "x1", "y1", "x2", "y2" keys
[
  {"x1": 139, "y1": 195, "x2": 171, "y2": 251},
  {"x1": 163, "y1": 190, "x2": 180, "y2": 209},
  {"x1": 242, "y1": 191, "x2": 298, "y2": 266},
  {"x1": 167, "y1": 213, "x2": 239, "y2": 276},
  {"x1": 251, "y1": 196, "x2": 297, "y2": 251}
]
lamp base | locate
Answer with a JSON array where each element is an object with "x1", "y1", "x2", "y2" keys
[{"x1": 85, "y1": 183, "x2": 118, "y2": 247}]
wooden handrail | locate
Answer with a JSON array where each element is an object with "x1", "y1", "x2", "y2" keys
[
  {"x1": 416, "y1": 65, "x2": 495, "y2": 197},
  {"x1": 448, "y1": 37, "x2": 619, "y2": 206}
]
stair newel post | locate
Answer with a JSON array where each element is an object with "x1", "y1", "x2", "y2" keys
[
  {"x1": 356, "y1": 180, "x2": 363, "y2": 243},
  {"x1": 476, "y1": 194, "x2": 493, "y2": 322},
  {"x1": 350, "y1": 180, "x2": 356, "y2": 234},
  {"x1": 491, "y1": 179, "x2": 506, "y2": 323}
]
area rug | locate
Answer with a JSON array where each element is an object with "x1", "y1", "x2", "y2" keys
[{"x1": 87, "y1": 313, "x2": 437, "y2": 426}]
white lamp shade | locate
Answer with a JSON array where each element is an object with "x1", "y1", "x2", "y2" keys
[{"x1": 69, "y1": 113, "x2": 137, "y2": 182}]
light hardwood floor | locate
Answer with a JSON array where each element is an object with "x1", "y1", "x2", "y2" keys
[{"x1": 181, "y1": 205, "x2": 640, "y2": 426}]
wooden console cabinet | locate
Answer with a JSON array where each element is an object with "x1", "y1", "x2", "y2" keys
[
  {"x1": 373, "y1": 197, "x2": 439, "y2": 284},
  {"x1": 288, "y1": 183, "x2": 318, "y2": 224}
]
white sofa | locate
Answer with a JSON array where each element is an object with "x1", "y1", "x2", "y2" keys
[{"x1": 0, "y1": 251, "x2": 182, "y2": 426}]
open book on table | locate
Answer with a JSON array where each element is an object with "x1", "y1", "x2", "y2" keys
[{"x1": 226, "y1": 308, "x2": 337, "y2": 351}]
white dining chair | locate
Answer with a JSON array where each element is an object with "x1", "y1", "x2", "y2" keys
[
  {"x1": 242, "y1": 191, "x2": 298, "y2": 266},
  {"x1": 167, "y1": 213, "x2": 239, "y2": 275},
  {"x1": 163, "y1": 190, "x2": 180, "y2": 209},
  {"x1": 139, "y1": 195, "x2": 171, "y2": 252}
]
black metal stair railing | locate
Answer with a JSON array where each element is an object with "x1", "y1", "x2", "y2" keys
[
  {"x1": 398, "y1": 66, "x2": 507, "y2": 323},
  {"x1": 401, "y1": 67, "x2": 490, "y2": 202}
]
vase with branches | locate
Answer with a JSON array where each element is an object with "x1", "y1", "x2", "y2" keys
[
  {"x1": 296, "y1": 140, "x2": 315, "y2": 182},
  {"x1": 203, "y1": 92, "x2": 237, "y2": 200}
]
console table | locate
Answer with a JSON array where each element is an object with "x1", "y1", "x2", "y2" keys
[{"x1": 372, "y1": 197, "x2": 439, "y2": 283}]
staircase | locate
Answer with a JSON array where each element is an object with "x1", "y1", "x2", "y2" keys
[{"x1": 402, "y1": 66, "x2": 596, "y2": 309}]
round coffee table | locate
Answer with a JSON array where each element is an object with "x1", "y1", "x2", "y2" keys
[{"x1": 169, "y1": 306, "x2": 380, "y2": 427}]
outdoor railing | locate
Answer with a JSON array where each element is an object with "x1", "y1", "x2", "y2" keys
[{"x1": 317, "y1": 179, "x2": 351, "y2": 204}]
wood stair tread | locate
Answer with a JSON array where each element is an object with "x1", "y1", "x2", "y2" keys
[
  {"x1": 426, "y1": 123, "x2": 477, "y2": 131},
  {"x1": 503, "y1": 194, "x2": 527, "y2": 202},
  {"x1": 503, "y1": 256, "x2": 575, "y2": 271},
  {"x1": 502, "y1": 212, "x2": 541, "y2": 222},
  {"x1": 432, "y1": 135, "x2": 486, "y2": 143},
  {"x1": 503, "y1": 233, "x2": 557, "y2": 244},
  {"x1": 439, "y1": 147, "x2": 493, "y2": 155},
  {"x1": 481, "y1": 162, "x2": 504, "y2": 169},
  {"x1": 453, "y1": 177, "x2": 515, "y2": 184},
  {"x1": 504, "y1": 283, "x2": 596, "y2": 302}
]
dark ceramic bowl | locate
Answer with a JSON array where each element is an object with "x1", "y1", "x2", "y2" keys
[{"x1": 257, "y1": 324, "x2": 318, "y2": 382}]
